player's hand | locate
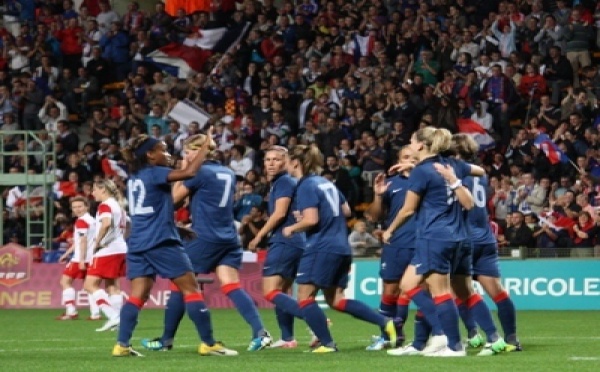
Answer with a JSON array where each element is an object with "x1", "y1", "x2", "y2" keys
[
  {"x1": 282, "y1": 226, "x2": 294, "y2": 238},
  {"x1": 433, "y1": 163, "x2": 458, "y2": 184},
  {"x1": 292, "y1": 210, "x2": 303, "y2": 222},
  {"x1": 248, "y1": 236, "x2": 260, "y2": 251},
  {"x1": 79, "y1": 262, "x2": 86, "y2": 271},
  {"x1": 59, "y1": 254, "x2": 68, "y2": 263},
  {"x1": 177, "y1": 225, "x2": 197, "y2": 240},
  {"x1": 201, "y1": 126, "x2": 214, "y2": 153},
  {"x1": 373, "y1": 173, "x2": 391, "y2": 196},
  {"x1": 382, "y1": 229, "x2": 392, "y2": 244},
  {"x1": 388, "y1": 162, "x2": 415, "y2": 175}
]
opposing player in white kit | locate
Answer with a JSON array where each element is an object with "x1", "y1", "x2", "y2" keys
[
  {"x1": 57, "y1": 196, "x2": 100, "y2": 320},
  {"x1": 83, "y1": 179, "x2": 129, "y2": 332}
]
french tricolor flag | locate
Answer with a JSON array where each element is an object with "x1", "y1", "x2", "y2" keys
[
  {"x1": 457, "y1": 118, "x2": 496, "y2": 151},
  {"x1": 53, "y1": 181, "x2": 78, "y2": 199},
  {"x1": 533, "y1": 134, "x2": 567, "y2": 165},
  {"x1": 146, "y1": 22, "x2": 251, "y2": 78},
  {"x1": 101, "y1": 158, "x2": 128, "y2": 179}
]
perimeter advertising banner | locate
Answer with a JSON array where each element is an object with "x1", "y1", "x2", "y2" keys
[{"x1": 0, "y1": 244, "x2": 598, "y2": 310}]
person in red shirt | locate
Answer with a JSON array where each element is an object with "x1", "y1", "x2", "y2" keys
[
  {"x1": 55, "y1": 18, "x2": 84, "y2": 73},
  {"x1": 519, "y1": 63, "x2": 547, "y2": 102}
]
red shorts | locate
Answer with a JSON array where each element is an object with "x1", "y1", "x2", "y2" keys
[
  {"x1": 62, "y1": 262, "x2": 88, "y2": 280},
  {"x1": 87, "y1": 254, "x2": 126, "y2": 279}
]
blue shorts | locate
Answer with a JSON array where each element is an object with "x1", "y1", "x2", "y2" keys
[
  {"x1": 296, "y1": 251, "x2": 352, "y2": 289},
  {"x1": 263, "y1": 243, "x2": 304, "y2": 279},
  {"x1": 379, "y1": 246, "x2": 415, "y2": 282},
  {"x1": 127, "y1": 245, "x2": 192, "y2": 280},
  {"x1": 472, "y1": 243, "x2": 501, "y2": 278},
  {"x1": 411, "y1": 239, "x2": 461, "y2": 275},
  {"x1": 452, "y1": 241, "x2": 473, "y2": 277},
  {"x1": 185, "y1": 241, "x2": 242, "y2": 274}
]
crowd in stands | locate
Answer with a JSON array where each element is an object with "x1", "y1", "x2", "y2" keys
[{"x1": 1, "y1": 0, "x2": 600, "y2": 258}]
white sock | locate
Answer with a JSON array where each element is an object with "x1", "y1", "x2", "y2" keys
[
  {"x1": 62, "y1": 288, "x2": 77, "y2": 315},
  {"x1": 109, "y1": 293, "x2": 124, "y2": 313},
  {"x1": 89, "y1": 294, "x2": 100, "y2": 317},
  {"x1": 91, "y1": 289, "x2": 118, "y2": 320}
]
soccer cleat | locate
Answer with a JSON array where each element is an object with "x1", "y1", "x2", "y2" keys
[
  {"x1": 387, "y1": 343, "x2": 422, "y2": 356},
  {"x1": 141, "y1": 338, "x2": 173, "y2": 351},
  {"x1": 96, "y1": 317, "x2": 120, "y2": 332},
  {"x1": 199, "y1": 342, "x2": 238, "y2": 356},
  {"x1": 87, "y1": 315, "x2": 102, "y2": 321},
  {"x1": 308, "y1": 318, "x2": 333, "y2": 348},
  {"x1": 269, "y1": 339, "x2": 298, "y2": 349},
  {"x1": 366, "y1": 336, "x2": 386, "y2": 351},
  {"x1": 424, "y1": 346, "x2": 466, "y2": 357},
  {"x1": 467, "y1": 333, "x2": 485, "y2": 348},
  {"x1": 112, "y1": 344, "x2": 144, "y2": 357},
  {"x1": 477, "y1": 338, "x2": 513, "y2": 356},
  {"x1": 421, "y1": 335, "x2": 448, "y2": 355},
  {"x1": 56, "y1": 313, "x2": 79, "y2": 320},
  {"x1": 507, "y1": 342, "x2": 522, "y2": 352},
  {"x1": 383, "y1": 319, "x2": 399, "y2": 348},
  {"x1": 311, "y1": 345, "x2": 338, "y2": 353},
  {"x1": 247, "y1": 331, "x2": 272, "y2": 351}
]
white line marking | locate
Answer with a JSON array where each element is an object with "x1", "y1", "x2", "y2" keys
[{"x1": 570, "y1": 357, "x2": 600, "y2": 361}]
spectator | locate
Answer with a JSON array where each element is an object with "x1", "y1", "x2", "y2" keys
[
  {"x1": 233, "y1": 181, "x2": 262, "y2": 222},
  {"x1": 348, "y1": 220, "x2": 380, "y2": 257}
]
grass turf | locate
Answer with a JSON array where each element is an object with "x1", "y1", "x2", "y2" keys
[{"x1": 0, "y1": 309, "x2": 598, "y2": 371}]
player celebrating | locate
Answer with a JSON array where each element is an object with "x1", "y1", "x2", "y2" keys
[
  {"x1": 57, "y1": 196, "x2": 99, "y2": 320},
  {"x1": 142, "y1": 133, "x2": 271, "y2": 353},
  {"x1": 113, "y1": 129, "x2": 237, "y2": 357},
  {"x1": 84, "y1": 179, "x2": 128, "y2": 332},
  {"x1": 382, "y1": 127, "x2": 480, "y2": 357},
  {"x1": 364, "y1": 147, "x2": 418, "y2": 350},
  {"x1": 248, "y1": 146, "x2": 305, "y2": 348},
  {"x1": 438, "y1": 134, "x2": 520, "y2": 354},
  {"x1": 282, "y1": 145, "x2": 399, "y2": 353}
]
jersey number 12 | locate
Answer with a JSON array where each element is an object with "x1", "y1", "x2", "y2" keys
[{"x1": 127, "y1": 179, "x2": 154, "y2": 216}]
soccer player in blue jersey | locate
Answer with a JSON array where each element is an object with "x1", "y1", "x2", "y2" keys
[
  {"x1": 248, "y1": 146, "x2": 305, "y2": 348},
  {"x1": 439, "y1": 134, "x2": 520, "y2": 354},
  {"x1": 145, "y1": 134, "x2": 272, "y2": 352},
  {"x1": 382, "y1": 127, "x2": 481, "y2": 357},
  {"x1": 113, "y1": 128, "x2": 238, "y2": 357},
  {"x1": 282, "y1": 145, "x2": 399, "y2": 353},
  {"x1": 365, "y1": 147, "x2": 419, "y2": 351}
]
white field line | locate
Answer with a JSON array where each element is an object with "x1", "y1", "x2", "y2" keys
[{"x1": 569, "y1": 357, "x2": 600, "y2": 361}]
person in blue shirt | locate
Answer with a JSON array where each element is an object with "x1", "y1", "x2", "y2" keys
[
  {"x1": 248, "y1": 145, "x2": 306, "y2": 348},
  {"x1": 233, "y1": 181, "x2": 263, "y2": 222},
  {"x1": 382, "y1": 127, "x2": 480, "y2": 357},
  {"x1": 113, "y1": 127, "x2": 238, "y2": 357},
  {"x1": 282, "y1": 145, "x2": 399, "y2": 353},
  {"x1": 150, "y1": 134, "x2": 272, "y2": 352},
  {"x1": 437, "y1": 134, "x2": 520, "y2": 354},
  {"x1": 365, "y1": 146, "x2": 418, "y2": 351}
]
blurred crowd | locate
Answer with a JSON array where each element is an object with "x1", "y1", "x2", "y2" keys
[{"x1": 1, "y1": 0, "x2": 600, "y2": 257}]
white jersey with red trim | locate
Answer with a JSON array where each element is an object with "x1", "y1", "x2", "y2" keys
[
  {"x1": 71, "y1": 213, "x2": 96, "y2": 263},
  {"x1": 94, "y1": 197, "x2": 128, "y2": 257}
]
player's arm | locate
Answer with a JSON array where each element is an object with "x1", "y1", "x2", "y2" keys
[
  {"x1": 283, "y1": 207, "x2": 318, "y2": 236},
  {"x1": 468, "y1": 164, "x2": 485, "y2": 177},
  {"x1": 341, "y1": 202, "x2": 352, "y2": 217},
  {"x1": 367, "y1": 173, "x2": 388, "y2": 221},
  {"x1": 78, "y1": 232, "x2": 88, "y2": 269},
  {"x1": 382, "y1": 190, "x2": 420, "y2": 244},
  {"x1": 94, "y1": 216, "x2": 112, "y2": 252},
  {"x1": 172, "y1": 182, "x2": 190, "y2": 205},
  {"x1": 249, "y1": 196, "x2": 291, "y2": 250},
  {"x1": 167, "y1": 126, "x2": 213, "y2": 183},
  {"x1": 59, "y1": 245, "x2": 75, "y2": 263},
  {"x1": 434, "y1": 163, "x2": 475, "y2": 210}
]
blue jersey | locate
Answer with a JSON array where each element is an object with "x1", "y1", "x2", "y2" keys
[
  {"x1": 464, "y1": 176, "x2": 496, "y2": 245},
  {"x1": 408, "y1": 156, "x2": 471, "y2": 242},
  {"x1": 183, "y1": 161, "x2": 239, "y2": 246},
  {"x1": 268, "y1": 172, "x2": 306, "y2": 248},
  {"x1": 127, "y1": 166, "x2": 181, "y2": 253},
  {"x1": 295, "y1": 175, "x2": 350, "y2": 255},
  {"x1": 382, "y1": 174, "x2": 416, "y2": 249}
]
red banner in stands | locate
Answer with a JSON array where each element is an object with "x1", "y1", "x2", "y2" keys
[{"x1": 0, "y1": 244, "x2": 272, "y2": 310}]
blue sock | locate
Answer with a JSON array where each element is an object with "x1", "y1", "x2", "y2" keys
[
  {"x1": 412, "y1": 311, "x2": 432, "y2": 351},
  {"x1": 378, "y1": 295, "x2": 397, "y2": 340},
  {"x1": 396, "y1": 296, "x2": 410, "y2": 323},
  {"x1": 275, "y1": 306, "x2": 295, "y2": 341},
  {"x1": 494, "y1": 291, "x2": 517, "y2": 342},
  {"x1": 407, "y1": 288, "x2": 443, "y2": 336},
  {"x1": 117, "y1": 298, "x2": 143, "y2": 346},
  {"x1": 456, "y1": 298, "x2": 478, "y2": 338},
  {"x1": 160, "y1": 290, "x2": 185, "y2": 345},
  {"x1": 467, "y1": 294, "x2": 499, "y2": 342},
  {"x1": 267, "y1": 291, "x2": 303, "y2": 318},
  {"x1": 185, "y1": 293, "x2": 215, "y2": 345},
  {"x1": 337, "y1": 299, "x2": 387, "y2": 327},
  {"x1": 299, "y1": 299, "x2": 334, "y2": 346},
  {"x1": 434, "y1": 294, "x2": 461, "y2": 351},
  {"x1": 224, "y1": 284, "x2": 264, "y2": 338}
]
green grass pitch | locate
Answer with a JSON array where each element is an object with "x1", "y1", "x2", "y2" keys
[{"x1": 1, "y1": 309, "x2": 599, "y2": 371}]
